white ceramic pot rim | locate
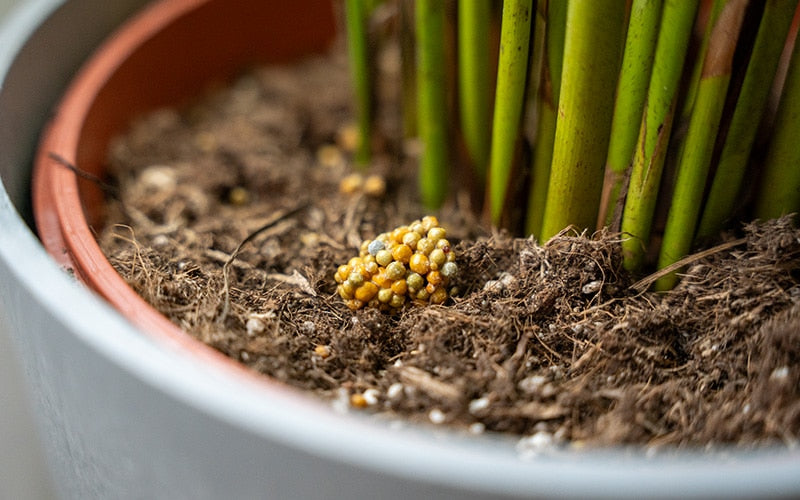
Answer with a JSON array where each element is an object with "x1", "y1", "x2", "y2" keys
[
  {"x1": 14, "y1": 195, "x2": 800, "y2": 500},
  {"x1": 2, "y1": 2, "x2": 799, "y2": 498}
]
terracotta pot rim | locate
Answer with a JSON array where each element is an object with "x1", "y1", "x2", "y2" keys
[{"x1": 32, "y1": 0, "x2": 336, "y2": 398}]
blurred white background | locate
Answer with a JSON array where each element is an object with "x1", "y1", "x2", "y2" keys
[
  {"x1": 0, "y1": 0, "x2": 17, "y2": 17},
  {"x1": 1, "y1": 1, "x2": 57, "y2": 498}
]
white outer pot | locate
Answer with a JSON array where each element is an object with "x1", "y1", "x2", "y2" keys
[{"x1": 1, "y1": 1, "x2": 799, "y2": 498}]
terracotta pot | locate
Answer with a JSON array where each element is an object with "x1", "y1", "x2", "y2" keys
[
  {"x1": 33, "y1": 0, "x2": 336, "y2": 363},
  {"x1": 19, "y1": 0, "x2": 800, "y2": 497}
]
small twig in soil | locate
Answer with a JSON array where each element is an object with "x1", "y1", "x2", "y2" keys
[
  {"x1": 205, "y1": 249, "x2": 257, "y2": 269},
  {"x1": 342, "y1": 193, "x2": 367, "y2": 248},
  {"x1": 501, "y1": 331, "x2": 532, "y2": 379},
  {"x1": 529, "y1": 325, "x2": 564, "y2": 363},
  {"x1": 569, "y1": 340, "x2": 604, "y2": 374},
  {"x1": 265, "y1": 270, "x2": 317, "y2": 297},
  {"x1": 48, "y1": 152, "x2": 119, "y2": 197},
  {"x1": 397, "y1": 365, "x2": 462, "y2": 402},
  {"x1": 219, "y1": 203, "x2": 309, "y2": 324},
  {"x1": 630, "y1": 237, "x2": 747, "y2": 293}
]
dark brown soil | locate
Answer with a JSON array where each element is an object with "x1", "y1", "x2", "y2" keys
[{"x1": 97, "y1": 45, "x2": 800, "y2": 450}]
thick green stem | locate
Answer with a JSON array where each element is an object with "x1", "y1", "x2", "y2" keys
[
  {"x1": 487, "y1": 0, "x2": 533, "y2": 226},
  {"x1": 699, "y1": 0, "x2": 799, "y2": 236},
  {"x1": 620, "y1": 0, "x2": 699, "y2": 271},
  {"x1": 754, "y1": 36, "x2": 800, "y2": 220},
  {"x1": 526, "y1": 97, "x2": 557, "y2": 237},
  {"x1": 458, "y1": 0, "x2": 492, "y2": 179},
  {"x1": 525, "y1": 0, "x2": 567, "y2": 238},
  {"x1": 598, "y1": 0, "x2": 663, "y2": 229},
  {"x1": 656, "y1": 0, "x2": 748, "y2": 291},
  {"x1": 344, "y1": 0, "x2": 372, "y2": 166},
  {"x1": 416, "y1": 0, "x2": 449, "y2": 209},
  {"x1": 539, "y1": 0, "x2": 627, "y2": 239}
]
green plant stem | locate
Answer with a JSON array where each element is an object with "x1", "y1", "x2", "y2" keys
[
  {"x1": 523, "y1": 0, "x2": 547, "y2": 141},
  {"x1": 458, "y1": 0, "x2": 492, "y2": 179},
  {"x1": 655, "y1": 0, "x2": 748, "y2": 291},
  {"x1": 543, "y1": 0, "x2": 565, "y2": 105},
  {"x1": 416, "y1": 0, "x2": 449, "y2": 209},
  {"x1": 344, "y1": 0, "x2": 372, "y2": 166},
  {"x1": 539, "y1": 0, "x2": 627, "y2": 240},
  {"x1": 620, "y1": 0, "x2": 699, "y2": 271},
  {"x1": 754, "y1": 37, "x2": 800, "y2": 220},
  {"x1": 598, "y1": 0, "x2": 663, "y2": 229},
  {"x1": 680, "y1": 0, "x2": 727, "y2": 123},
  {"x1": 487, "y1": 0, "x2": 533, "y2": 225},
  {"x1": 526, "y1": 91, "x2": 557, "y2": 237},
  {"x1": 525, "y1": 0, "x2": 567, "y2": 238},
  {"x1": 399, "y1": 0, "x2": 417, "y2": 138},
  {"x1": 699, "y1": 0, "x2": 799, "y2": 237}
]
